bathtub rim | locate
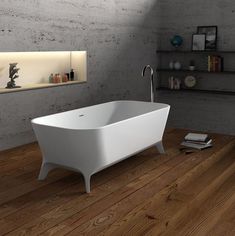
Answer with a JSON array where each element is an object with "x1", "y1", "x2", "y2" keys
[{"x1": 31, "y1": 100, "x2": 170, "y2": 131}]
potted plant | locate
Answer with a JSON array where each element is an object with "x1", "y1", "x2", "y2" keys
[{"x1": 189, "y1": 60, "x2": 195, "y2": 71}]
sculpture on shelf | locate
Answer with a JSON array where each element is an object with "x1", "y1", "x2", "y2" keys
[{"x1": 6, "y1": 63, "x2": 21, "y2": 89}]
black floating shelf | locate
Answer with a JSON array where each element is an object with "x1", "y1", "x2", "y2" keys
[
  {"x1": 156, "y1": 50, "x2": 235, "y2": 54},
  {"x1": 157, "y1": 69, "x2": 235, "y2": 74},
  {"x1": 157, "y1": 87, "x2": 235, "y2": 95}
]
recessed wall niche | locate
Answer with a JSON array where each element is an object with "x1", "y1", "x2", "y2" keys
[{"x1": 0, "y1": 51, "x2": 87, "y2": 93}]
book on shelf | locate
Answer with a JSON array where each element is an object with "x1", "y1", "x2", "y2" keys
[{"x1": 208, "y1": 55, "x2": 224, "y2": 72}]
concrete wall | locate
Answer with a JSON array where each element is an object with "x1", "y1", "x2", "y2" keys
[
  {"x1": 0, "y1": 0, "x2": 161, "y2": 151},
  {"x1": 157, "y1": 0, "x2": 235, "y2": 135}
]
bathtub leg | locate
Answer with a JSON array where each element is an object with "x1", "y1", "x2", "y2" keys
[
  {"x1": 156, "y1": 141, "x2": 165, "y2": 154},
  {"x1": 83, "y1": 174, "x2": 91, "y2": 193},
  {"x1": 38, "y1": 162, "x2": 56, "y2": 180}
]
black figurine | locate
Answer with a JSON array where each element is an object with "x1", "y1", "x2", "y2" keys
[{"x1": 6, "y1": 63, "x2": 21, "y2": 89}]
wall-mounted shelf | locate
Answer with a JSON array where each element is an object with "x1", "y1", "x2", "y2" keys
[
  {"x1": 0, "y1": 51, "x2": 87, "y2": 94},
  {"x1": 157, "y1": 49, "x2": 235, "y2": 94},
  {"x1": 157, "y1": 87, "x2": 235, "y2": 96},
  {"x1": 0, "y1": 81, "x2": 86, "y2": 94},
  {"x1": 156, "y1": 50, "x2": 235, "y2": 54},
  {"x1": 157, "y1": 69, "x2": 235, "y2": 74}
]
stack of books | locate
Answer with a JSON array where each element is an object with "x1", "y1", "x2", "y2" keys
[
  {"x1": 181, "y1": 133, "x2": 213, "y2": 150},
  {"x1": 208, "y1": 55, "x2": 224, "y2": 72}
]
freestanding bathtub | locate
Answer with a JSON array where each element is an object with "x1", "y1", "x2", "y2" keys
[{"x1": 32, "y1": 101, "x2": 170, "y2": 193}]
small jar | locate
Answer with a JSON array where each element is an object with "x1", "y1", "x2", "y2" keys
[
  {"x1": 52, "y1": 74, "x2": 57, "y2": 83},
  {"x1": 62, "y1": 74, "x2": 68, "y2": 82},
  {"x1": 57, "y1": 74, "x2": 62, "y2": 83}
]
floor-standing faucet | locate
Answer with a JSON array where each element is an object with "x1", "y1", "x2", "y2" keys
[{"x1": 142, "y1": 65, "x2": 154, "y2": 102}]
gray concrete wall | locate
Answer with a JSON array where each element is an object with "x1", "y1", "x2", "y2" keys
[
  {"x1": 0, "y1": 0, "x2": 161, "y2": 151},
  {"x1": 157, "y1": 0, "x2": 235, "y2": 135}
]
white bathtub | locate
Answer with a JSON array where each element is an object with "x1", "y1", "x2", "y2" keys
[{"x1": 32, "y1": 101, "x2": 170, "y2": 193}]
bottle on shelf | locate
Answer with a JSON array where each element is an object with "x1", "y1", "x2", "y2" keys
[
  {"x1": 52, "y1": 74, "x2": 61, "y2": 83},
  {"x1": 66, "y1": 73, "x2": 70, "y2": 81},
  {"x1": 70, "y1": 69, "x2": 74, "y2": 81},
  {"x1": 49, "y1": 73, "x2": 54, "y2": 83},
  {"x1": 52, "y1": 74, "x2": 57, "y2": 83},
  {"x1": 62, "y1": 74, "x2": 68, "y2": 83},
  {"x1": 57, "y1": 74, "x2": 62, "y2": 83}
]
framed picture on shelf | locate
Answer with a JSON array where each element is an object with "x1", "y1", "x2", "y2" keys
[
  {"x1": 192, "y1": 34, "x2": 206, "y2": 51},
  {"x1": 197, "y1": 26, "x2": 218, "y2": 51}
]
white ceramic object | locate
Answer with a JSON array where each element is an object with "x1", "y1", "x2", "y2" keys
[
  {"x1": 174, "y1": 61, "x2": 181, "y2": 70},
  {"x1": 189, "y1": 65, "x2": 195, "y2": 71},
  {"x1": 32, "y1": 101, "x2": 170, "y2": 193},
  {"x1": 169, "y1": 61, "x2": 174, "y2": 70}
]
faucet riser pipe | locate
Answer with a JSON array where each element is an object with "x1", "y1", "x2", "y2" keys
[{"x1": 142, "y1": 65, "x2": 155, "y2": 103}]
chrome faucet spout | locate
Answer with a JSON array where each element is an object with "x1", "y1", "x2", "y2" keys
[{"x1": 142, "y1": 65, "x2": 155, "y2": 103}]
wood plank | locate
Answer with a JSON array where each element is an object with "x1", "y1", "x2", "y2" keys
[
  {"x1": 5, "y1": 148, "x2": 182, "y2": 236},
  {"x1": 0, "y1": 143, "x2": 38, "y2": 162},
  {"x1": 2, "y1": 130, "x2": 191, "y2": 235},
  {"x1": 0, "y1": 168, "x2": 74, "y2": 206},
  {"x1": 0, "y1": 161, "x2": 41, "y2": 192},
  {"x1": 0, "y1": 150, "x2": 40, "y2": 174},
  {"x1": 0, "y1": 137, "x2": 181, "y2": 235},
  {"x1": 207, "y1": 202, "x2": 235, "y2": 236},
  {"x1": 163, "y1": 173, "x2": 235, "y2": 236},
  {"x1": 146, "y1": 148, "x2": 235, "y2": 235},
  {"x1": 0, "y1": 128, "x2": 182, "y2": 233},
  {"x1": 0, "y1": 148, "x2": 152, "y2": 219},
  {"x1": 0, "y1": 130, "x2": 181, "y2": 208},
  {"x1": 96, "y1": 140, "x2": 235, "y2": 236},
  {"x1": 146, "y1": 147, "x2": 235, "y2": 235},
  {"x1": 0, "y1": 130, "x2": 233, "y2": 236},
  {"x1": 0, "y1": 129, "x2": 183, "y2": 222},
  {"x1": 43, "y1": 137, "x2": 234, "y2": 235}
]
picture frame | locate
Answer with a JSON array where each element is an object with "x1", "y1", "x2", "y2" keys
[
  {"x1": 197, "y1": 26, "x2": 217, "y2": 51},
  {"x1": 192, "y1": 34, "x2": 206, "y2": 51}
]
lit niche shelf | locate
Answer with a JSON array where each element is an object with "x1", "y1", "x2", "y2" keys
[{"x1": 0, "y1": 51, "x2": 87, "y2": 94}]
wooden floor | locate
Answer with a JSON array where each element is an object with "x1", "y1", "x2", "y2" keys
[{"x1": 0, "y1": 129, "x2": 235, "y2": 236}]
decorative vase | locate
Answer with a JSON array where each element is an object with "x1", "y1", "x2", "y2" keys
[
  {"x1": 189, "y1": 65, "x2": 195, "y2": 71},
  {"x1": 169, "y1": 61, "x2": 174, "y2": 70},
  {"x1": 174, "y1": 61, "x2": 181, "y2": 70}
]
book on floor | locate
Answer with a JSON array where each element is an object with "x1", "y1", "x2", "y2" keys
[
  {"x1": 185, "y1": 138, "x2": 212, "y2": 145},
  {"x1": 181, "y1": 132, "x2": 213, "y2": 150},
  {"x1": 181, "y1": 141, "x2": 213, "y2": 150},
  {"x1": 184, "y1": 133, "x2": 209, "y2": 142}
]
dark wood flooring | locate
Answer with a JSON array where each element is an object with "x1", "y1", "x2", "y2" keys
[{"x1": 0, "y1": 129, "x2": 234, "y2": 236}]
